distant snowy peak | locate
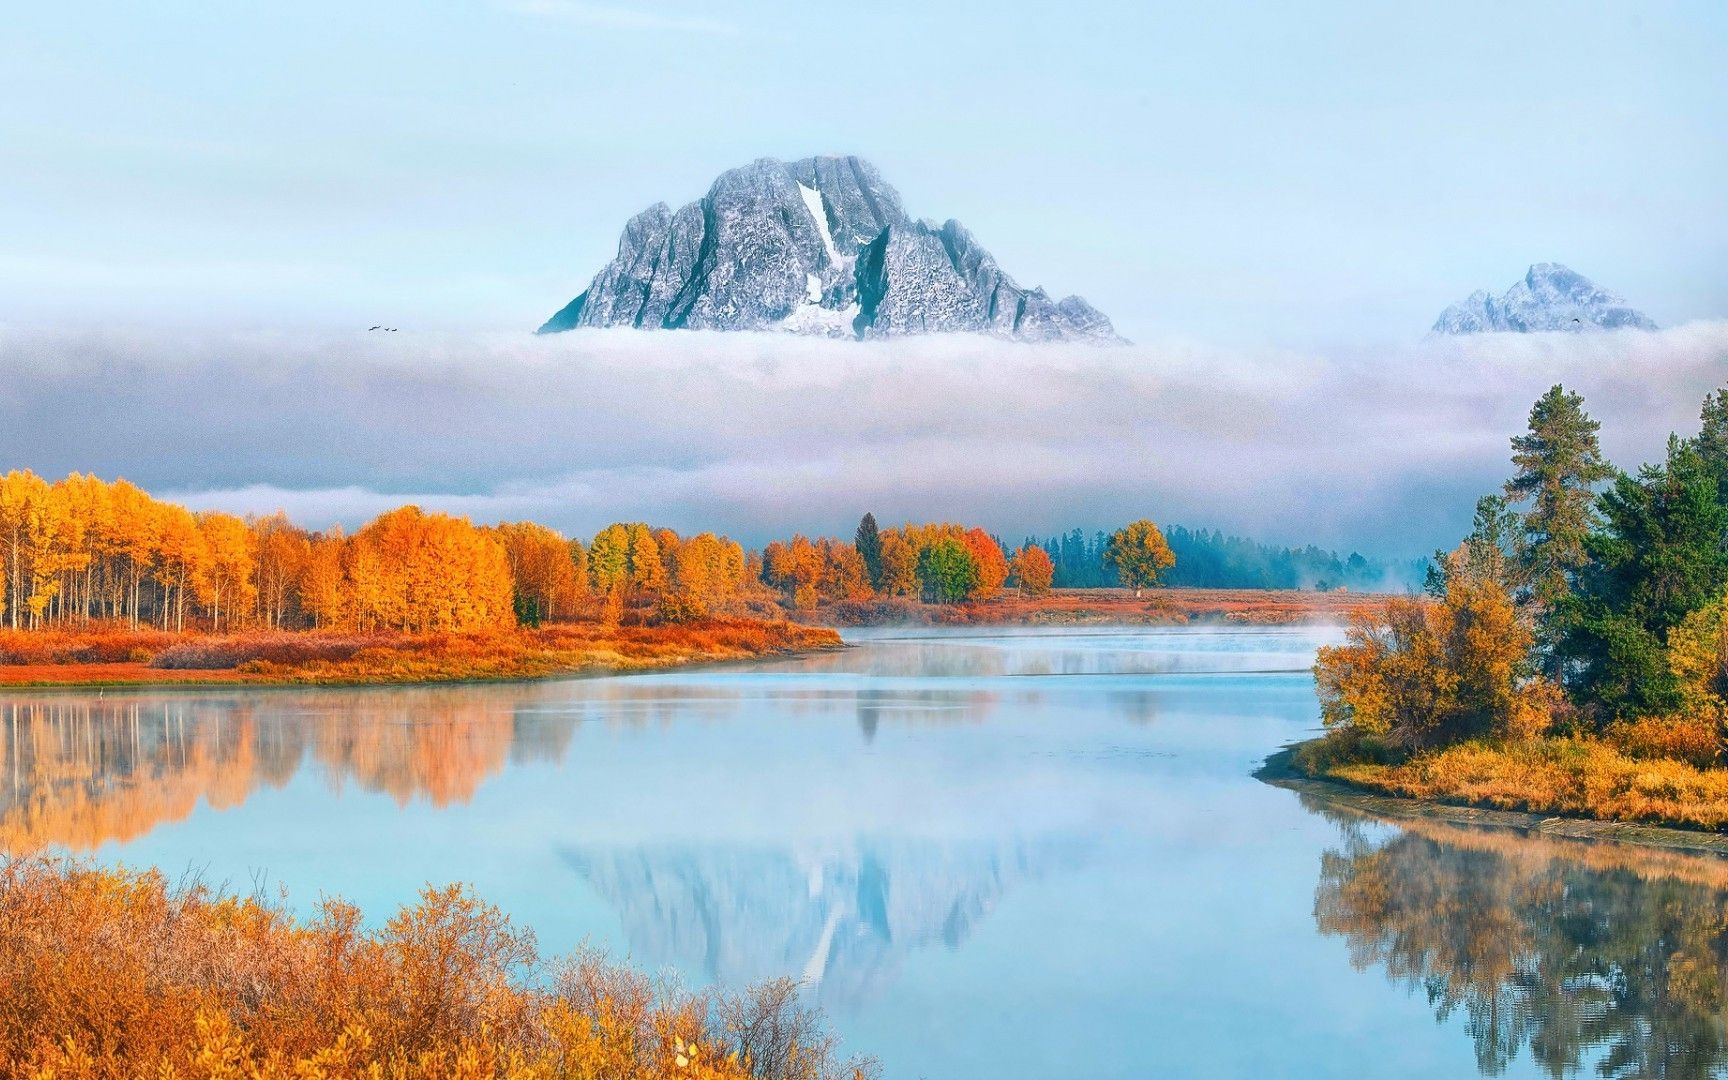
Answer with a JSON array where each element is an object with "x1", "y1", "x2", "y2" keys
[
  {"x1": 538, "y1": 155, "x2": 1122, "y2": 343},
  {"x1": 1432, "y1": 263, "x2": 1657, "y2": 334}
]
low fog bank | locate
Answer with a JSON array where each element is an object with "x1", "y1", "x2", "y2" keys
[{"x1": 1, "y1": 322, "x2": 1724, "y2": 554}]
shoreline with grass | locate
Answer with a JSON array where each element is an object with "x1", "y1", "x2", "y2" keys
[
  {"x1": 0, "y1": 619, "x2": 842, "y2": 690},
  {"x1": 1265, "y1": 742, "x2": 1728, "y2": 851}
]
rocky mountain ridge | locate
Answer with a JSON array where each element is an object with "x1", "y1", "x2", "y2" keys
[
  {"x1": 1432, "y1": 263, "x2": 1657, "y2": 333},
  {"x1": 538, "y1": 155, "x2": 1120, "y2": 342}
]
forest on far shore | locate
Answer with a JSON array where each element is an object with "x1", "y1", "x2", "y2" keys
[
  {"x1": 0, "y1": 468, "x2": 1413, "y2": 641},
  {"x1": 1034, "y1": 525, "x2": 1421, "y2": 593}
]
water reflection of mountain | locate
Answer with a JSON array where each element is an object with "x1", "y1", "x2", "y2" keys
[
  {"x1": 564, "y1": 838, "x2": 1075, "y2": 1009},
  {"x1": 0, "y1": 691, "x2": 577, "y2": 853},
  {"x1": 1307, "y1": 796, "x2": 1728, "y2": 1078}
]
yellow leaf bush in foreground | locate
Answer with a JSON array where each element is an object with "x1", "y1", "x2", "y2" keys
[{"x1": 0, "y1": 859, "x2": 874, "y2": 1080}]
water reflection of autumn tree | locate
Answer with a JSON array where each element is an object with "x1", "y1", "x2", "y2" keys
[
  {"x1": 1309, "y1": 797, "x2": 1728, "y2": 1078},
  {"x1": 0, "y1": 690, "x2": 577, "y2": 853}
]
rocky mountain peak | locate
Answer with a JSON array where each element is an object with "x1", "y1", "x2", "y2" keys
[
  {"x1": 538, "y1": 155, "x2": 1121, "y2": 342},
  {"x1": 1431, "y1": 263, "x2": 1657, "y2": 334}
]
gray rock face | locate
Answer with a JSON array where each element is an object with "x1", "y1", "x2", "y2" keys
[
  {"x1": 1432, "y1": 263, "x2": 1657, "y2": 334},
  {"x1": 538, "y1": 155, "x2": 1121, "y2": 342}
]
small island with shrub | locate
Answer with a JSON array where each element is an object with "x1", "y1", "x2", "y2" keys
[{"x1": 1296, "y1": 383, "x2": 1728, "y2": 832}]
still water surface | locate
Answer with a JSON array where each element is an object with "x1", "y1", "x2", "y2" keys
[{"x1": 6, "y1": 626, "x2": 1728, "y2": 1078}]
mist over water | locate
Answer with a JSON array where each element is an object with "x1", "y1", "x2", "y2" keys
[{"x1": 1, "y1": 322, "x2": 1724, "y2": 553}]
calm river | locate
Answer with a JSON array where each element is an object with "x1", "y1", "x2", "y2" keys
[{"x1": 5, "y1": 626, "x2": 1727, "y2": 1078}]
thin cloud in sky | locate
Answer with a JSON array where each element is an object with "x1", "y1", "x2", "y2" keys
[{"x1": 498, "y1": 0, "x2": 737, "y2": 36}]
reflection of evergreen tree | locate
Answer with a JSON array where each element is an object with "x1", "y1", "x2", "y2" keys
[{"x1": 1309, "y1": 799, "x2": 1728, "y2": 1078}]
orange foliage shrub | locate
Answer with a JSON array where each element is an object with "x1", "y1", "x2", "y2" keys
[
  {"x1": 1605, "y1": 715, "x2": 1722, "y2": 769},
  {"x1": 149, "y1": 632, "x2": 394, "y2": 670},
  {"x1": 0, "y1": 626, "x2": 179, "y2": 665},
  {"x1": 0, "y1": 859, "x2": 875, "y2": 1079},
  {"x1": 1314, "y1": 569, "x2": 1548, "y2": 752}
]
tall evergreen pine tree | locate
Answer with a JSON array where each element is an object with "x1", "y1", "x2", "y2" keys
[
  {"x1": 854, "y1": 513, "x2": 883, "y2": 591},
  {"x1": 1505, "y1": 384, "x2": 1614, "y2": 676}
]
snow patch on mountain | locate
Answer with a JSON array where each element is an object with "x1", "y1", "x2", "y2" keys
[{"x1": 799, "y1": 182, "x2": 840, "y2": 266}]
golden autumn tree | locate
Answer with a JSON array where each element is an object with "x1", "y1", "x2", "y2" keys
[
  {"x1": 625, "y1": 523, "x2": 668, "y2": 595},
  {"x1": 763, "y1": 535, "x2": 824, "y2": 609},
  {"x1": 491, "y1": 521, "x2": 585, "y2": 626},
  {"x1": 1670, "y1": 595, "x2": 1728, "y2": 713},
  {"x1": 349, "y1": 507, "x2": 515, "y2": 633},
  {"x1": 0, "y1": 471, "x2": 53, "y2": 628},
  {"x1": 152, "y1": 503, "x2": 210, "y2": 632},
  {"x1": 107, "y1": 479, "x2": 160, "y2": 628},
  {"x1": 653, "y1": 527, "x2": 682, "y2": 587},
  {"x1": 667, "y1": 532, "x2": 748, "y2": 618},
  {"x1": 588, "y1": 524, "x2": 630, "y2": 595},
  {"x1": 1315, "y1": 552, "x2": 1549, "y2": 751},
  {"x1": 961, "y1": 528, "x2": 1009, "y2": 599},
  {"x1": 816, "y1": 538, "x2": 872, "y2": 603},
  {"x1": 1104, "y1": 519, "x2": 1176, "y2": 597},
  {"x1": 875, "y1": 529, "x2": 920, "y2": 598},
  {"x1": 26, "y1": 482, "x2": 85, "y2": 627},
  {"x1": 197, "y1": 512, "x2": 256, "y2": 632},
  {"x1": 300, "y1": 531, "x2": 349, "y2": 629},
  {"x1": 251, "y1": 512, "x2": 310, "y2": 629},
  {"x1": 1010, "y1": 544, "x2": 1055, "y2": 597}
]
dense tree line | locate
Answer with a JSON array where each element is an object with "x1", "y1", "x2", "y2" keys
[
  {"x1": 0, "y1": 471, "x2": 1199, "y2": 635},
  {"x1": 1026, "y1": 526, "x2": 1411, "y2": 591},
  {"x1": 757, "y1": 517, "x2": 1170, "y2": 608},
  {"x1": 762, "y1": 522, "x2": 1022, "y2": 607},
  {"x1": 0, "y1": 473, "x2": 758, "y2": 635},
  {"x1": 1318, "y1": 381, "x2": 1728, "y2": 760}
]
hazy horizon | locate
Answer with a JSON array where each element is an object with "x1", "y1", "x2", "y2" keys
[{"x1": 4, "y1": 321, "x2": 1726, "y2": 560}]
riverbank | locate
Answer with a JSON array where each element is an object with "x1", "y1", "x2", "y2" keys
[
  {"x1": 0, "y1": 619, "x2": 842, "y2": 688},
  {"x1": 814, "y1": 587, "x2": 1390, "y2": 627},
  {"x1": 1268, "y1": 740, "x2": 1728, "y2": 846}
]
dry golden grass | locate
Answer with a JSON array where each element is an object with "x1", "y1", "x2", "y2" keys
[
  {"x1": 1328, "y1": 737, "x2": 1728, "y2": 831},
  {"x1": 0, "y1": 858, "x2": 873, "y2": 1080},
  {"x1": 0, "y1": 620, "x2": 841, "y2": 687}
]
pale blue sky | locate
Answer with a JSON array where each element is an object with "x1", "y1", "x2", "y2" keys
[{"x1": 2, "y1": 0, "x2": 1724, "y2": 344}]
